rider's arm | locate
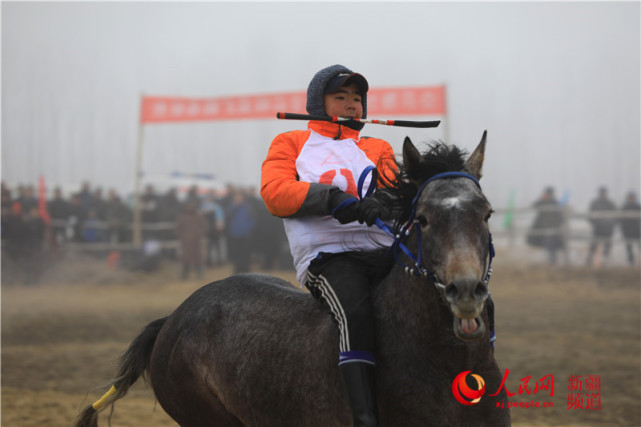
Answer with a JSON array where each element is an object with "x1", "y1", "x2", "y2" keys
[{"x1": 261, "y1": 130, "x2": 339, "y2": 218}]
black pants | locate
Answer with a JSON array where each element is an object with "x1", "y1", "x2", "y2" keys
[{"x1": 306, "y1": 252, "x2": 385, "y2": 354}]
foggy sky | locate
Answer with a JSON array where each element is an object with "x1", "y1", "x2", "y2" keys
[{"x1": 2, "y1": 1, "x2": 639, "y2": 210}]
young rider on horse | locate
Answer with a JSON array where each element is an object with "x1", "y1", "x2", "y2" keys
[{"x1": 261, "y1": 64, "x2": 396, "y2": 426}]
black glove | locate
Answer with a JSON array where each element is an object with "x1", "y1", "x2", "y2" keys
[
  {"x1": 372, "y1": 188, "x2": 400, "y2": 220},
  {"x1": 355, "y1": 196, "x2": 391, "y2": 226},
  {"x1": 328, "y1": 189, "x2": 359, "y2": 224}
]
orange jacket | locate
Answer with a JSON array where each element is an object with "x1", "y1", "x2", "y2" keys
[{"x1": 261, "y1": 120, "x2": 397, "y2": 218}]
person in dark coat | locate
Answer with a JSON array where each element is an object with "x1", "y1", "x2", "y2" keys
[
  {"x1": 527, "y1": 187, "x2": 565, "y2": 264},
  {"x1": 586, "y1": 187, "x2": 617, "y2": 267},
  {"x1": 105, "y1": 189, "x2": 132, "y2": 243},
  {"x1": 67, "y1": 194, "x2": 86, "y2": 242},
  {"x1": 82, "y1": 209, "x2": 101, "y2": 243},
  {"x1": 1, "y1": 201, "x2": 28, "y2": 284},
  {"x1": 23, "y1": 206, "x2": 46, "y2": 284},
  {"x1": 225, "y1": 189, "x2": 257, "y2": 274},
  {"x1": 156, "y1": 187, "x2": 182, "y2": 259},
  {"x1": 175, "y1": 201, "x2": 209, "y2": 280},
  {"x1": 201, "y1": 189, "x2": 225, "y2": 267},
  {"x1": 47, "y1": 187, "x2": 71, "y2": 246},
  {"x1": 158, "y1": 188, "x2": 183, "y2": 224},
  {"x1": 141, "y1": 184, "x2": 160, "y2": 241},
  {"x1": 92, "y1": 188, "x2": 108, "y2": 224},
  {"x1": 184, "y1": 185, "x2": 202, "y2": 210},
  {"x1": 620, "y1": 191, "x2": 640, "y2": 265},
  {"x1": 17, "y1": 185, "x2": 38, "y2": 214},
  {"x1": 77, "y1": 181, "x2": 95, "y2": 216}
]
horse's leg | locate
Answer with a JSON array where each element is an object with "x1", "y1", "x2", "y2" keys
[{"x1": 153, "y1": 371, "x2": 243, "y2": 427}]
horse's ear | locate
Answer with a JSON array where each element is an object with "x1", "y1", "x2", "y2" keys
[
  {"x1": 402, "y1": 137, "x2": 423, "y2": 181},
  {"x1": 464, "y1": 131, "x2": 487, "y2": 180}
]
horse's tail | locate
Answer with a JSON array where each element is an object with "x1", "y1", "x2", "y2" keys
[{"x1": 73, "y1": 316, "x2": 168, "y2": 427}]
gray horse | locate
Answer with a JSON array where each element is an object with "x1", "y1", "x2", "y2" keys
[{"x1": 75, "y1": 133, "x2": 511, "y2": 427}]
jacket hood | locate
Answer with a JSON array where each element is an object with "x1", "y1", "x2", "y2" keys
[{"x1": 306, "y1": 64, "x2": 368, "y2": 120}]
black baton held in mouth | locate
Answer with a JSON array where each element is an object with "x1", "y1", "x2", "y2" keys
[{"x1": 276, "y1": 112, "x2": 440, "y2": 128}]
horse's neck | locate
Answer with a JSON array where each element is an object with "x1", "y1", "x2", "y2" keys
[{"x1": 374, "y1": 265, "x2": 489, "y2": 371}]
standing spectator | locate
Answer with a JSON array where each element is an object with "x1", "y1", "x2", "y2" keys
[
  {"x1": 92, "y1": 188, "x2": 108, "y2": 222},
  {"x1": 620, "y1": 191, "x2": 640, "y2": 265},
  {"x1": 157, "y1": 187, "x2": 183, "y2": 258},
  {"x1": 586, "y1": 186, "x2": 617, "y2": 267},
  {"x1": 245, "y1": 187, "x2": 265, "y2": 267},
  {"x1": 105, "y1": 189, "x2": 132, "y2": 243},
  {"x1": 1, "y1": 201, "x2": 27, "y2": 283},
  {"x1": 175, "y1": 201, "x2": 209, "y2": 280},
  {"x1": 17, "y1": 185, "x2": 38, "y2": 213},
  {"x1": 14, "y1": 184, "x2": 25, "y2": 202},
  {"x1": 83, "y1": 209, "x2": 101, "y2": 242},
  {"x1": 48, "y1": 187, "x2": 71, "y2": 246},
  {"x1": 201, "y1": 189, "x2": 226, "y2": 267},
  {"x1": 1, "y1": 200, "x2": 11, "y2": 279},
  {"x1": 67, "y1": 194, "x2": 86, "y2": 242},
  {"x1": 159, "y1": 187, "x2": 183, "y2": 224},
  {"x1": 253, "y1": 192, "x2": 285, "y2": 271},
  {"x1": 225, "y1": 189, "x2": 257, "y2": 274},
  {"x1": 1, "y1": 183, "x2": 14, "y2": 229},
  {"x1": 141, "y1": 184, "x2": 160, "y2": 241},
  {"x1": 77, "y1": 181, "x2": 95, "y2": 215},
  {"x1": 1, "y1": 181, "x2": 11, "y2": 203},
  {"x1": 184, "y1": 185, "x2": 202, "y2": 209},
  {"x1": 23, "y1": 206, "x2": 46, "y2": 284},
  {"x1": 219, "y1": 183, "x2": 236, "y2": 210},
  {"x1": 526, "y1": 187, "x2": 565, "y2": 264}
]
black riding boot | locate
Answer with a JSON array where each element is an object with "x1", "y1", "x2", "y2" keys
[{"x1": 340, "y1": 362, "x2": 378, "y2": 427}]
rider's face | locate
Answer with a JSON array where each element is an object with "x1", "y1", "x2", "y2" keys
[{"x1": 323, "y1": 83, "x2": 363, "y2": 119}]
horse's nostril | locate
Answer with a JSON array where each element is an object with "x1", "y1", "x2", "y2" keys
[
  {"x1": 444, "y1": 283, "x2": 458, "y2": 301},
  {"x1": 474, "y1": 282, "x2": 489, "y2": 300}
]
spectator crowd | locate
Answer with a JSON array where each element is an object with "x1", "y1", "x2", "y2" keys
[
  {"x1": 526, "y1": 186, "x2": 640, "y2": 267},
  {"x1": 2, "y1": 180, "x2": 639, "y2": 285},
  {"x1": 1, "y1": 180, "x2": 291, "y2": 285}
]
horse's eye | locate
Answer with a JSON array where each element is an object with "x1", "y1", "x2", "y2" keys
[{"x1": 416, "y1": 215, "x2": 428, "y2": 228}]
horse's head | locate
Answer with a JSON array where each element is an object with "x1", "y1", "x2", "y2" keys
[{"x1": 399, "y1": 132, "x2": 493, "y2": 342}]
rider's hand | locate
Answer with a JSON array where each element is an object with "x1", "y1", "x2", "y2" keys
[
  {"x1": 355, "y1": 196, "x2": 391, "y2": 226},
  {"x1": 372, "y1": 188, "x2": 400, "y2": 221},
  {"x1": 328, "y1": 190, "x2": 359, "y2": 224}
]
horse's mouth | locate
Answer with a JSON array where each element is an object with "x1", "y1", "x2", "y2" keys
[{"x1": 453, "y1": 316, "x2": 486, "y2": 342}]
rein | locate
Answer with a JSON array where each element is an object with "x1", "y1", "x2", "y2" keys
[{"x1": 360, "y1": 170, "x2": 495, "y2": 290}]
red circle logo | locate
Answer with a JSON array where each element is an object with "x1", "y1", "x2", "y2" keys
[{"x1": 452, "y1": 371, "x2": 486, "y2": 405}]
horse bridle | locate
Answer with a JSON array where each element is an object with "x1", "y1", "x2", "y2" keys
[{"x1": 367, "y1": 171, "x2": 495, "y2": 290}]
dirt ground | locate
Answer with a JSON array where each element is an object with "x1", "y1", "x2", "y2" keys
[{"x1": 2, "y1": 248, "x2": 640, "y2": 427}]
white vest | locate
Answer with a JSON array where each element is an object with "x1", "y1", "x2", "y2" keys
[{"x1": 284, "y1": 130, "x2": 393, "y2": 284}]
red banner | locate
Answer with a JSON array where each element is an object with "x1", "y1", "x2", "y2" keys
[{"x1": 140, "y1": 86, "x2": 446, "y2": 124}]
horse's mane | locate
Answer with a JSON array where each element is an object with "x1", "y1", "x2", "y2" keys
[
  {"x1": 379, "y1": 140, "x2": 468, "y2": 228},
  {"x1": 354, "y1": 141, "x2": 469, "y2": 278}
]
